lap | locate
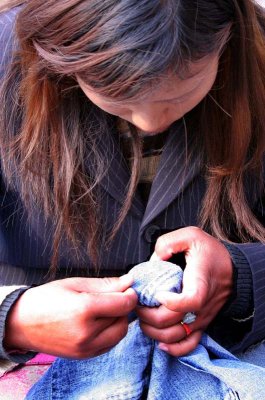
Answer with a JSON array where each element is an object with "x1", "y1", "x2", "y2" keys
[
  {"x1": 2, "y1": 341, "x2": 265, "y2": 400},
  {"x1": 0, "y1": 364, "x2": 50, "y2": 400},
  {"x1": 0, "y1": 354, "x2": 55, "y2": 400}
]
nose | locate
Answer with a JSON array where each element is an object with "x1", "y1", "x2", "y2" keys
[{"x1": 131, "y1": 106, "x2": 170, "y2": 134}]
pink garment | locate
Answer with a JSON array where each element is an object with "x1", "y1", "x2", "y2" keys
[
  {"x1": 25, "y1": 353, "x2": 56, "y2": 365},
  {"x1": 0, "y1": 354, "x2": 55, "y2": 400}
]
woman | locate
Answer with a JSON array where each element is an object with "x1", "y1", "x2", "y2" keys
[{"x1": 0, "y1": 0, "x2": 265, "y2": 398}]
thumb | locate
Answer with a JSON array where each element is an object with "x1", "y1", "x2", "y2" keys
[
  {"x1": 154, "y1": 291, "x2": 198, "y2": 313},
  {"x1": 58, "y1": 274, "x2": 134, "y2": 294},
  {"x1": 154, "y1": 262, "x2": 208, "y2": 313}
]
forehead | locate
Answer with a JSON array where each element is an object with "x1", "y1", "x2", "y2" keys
[
  {"x1": 78, "y1": 54, "x2": 219, "y2": 104},
  {"x1": 146, "y1": 61, "x2": 214, "y2": 100},
  {"x1": 148, "y1": 56, "x2": 218, "y2": 99}
]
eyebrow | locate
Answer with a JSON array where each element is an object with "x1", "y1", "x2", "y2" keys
[
  {"x1": 100, "y1": 84, "x2": 199, "y2": 106},
  {"x1": 103, "y1": 82, "x2": 201, "y2": 106},
  {"x1": 84, "y1": 68, "x2": 206, "y2": 107},
  {"x1": 152, "y1": 86, "x2": 198, "y2": 103}
]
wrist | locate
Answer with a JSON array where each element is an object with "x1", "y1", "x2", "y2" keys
[
  {"x1": 4, "y1": 291, "x2": 30, "y2": 351},
  {"x1": 0, "y1": 287, "x2": 36, "y2": 362}
]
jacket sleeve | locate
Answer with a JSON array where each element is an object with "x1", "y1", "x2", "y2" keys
[
  {"x1": 228, "y1": 184, "x2": 265, "y2": 352},
  {"x1": 227, "y1": 241, "x2": 265, "y2": 353},
  {"x1": 208, "y1": 186, "x2": 265, "y2": 353}
]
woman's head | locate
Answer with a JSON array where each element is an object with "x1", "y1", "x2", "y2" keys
[
  {"x1": 1, "y1": 0, "x2": 265, "y2": 274},
  {"x1": 17, "y1": 0, "x2": 231, "y2": 100},
  {"x1": 78, "y1": 55, "x2": 219, "y2": 134},
  {"x1": 16, "y1": 0, "x2": 233, "y2": 134}
]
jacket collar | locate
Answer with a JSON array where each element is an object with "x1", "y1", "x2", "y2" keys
[{"x1": 89, "y1": 120, "x2": 202, "y2": 223}]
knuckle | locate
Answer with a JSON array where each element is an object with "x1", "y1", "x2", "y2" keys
[
  {"x1": 153, "y1": 315, "x2": 168, "y2": 329},
  {"x1": 71, "y1": 340, "x2": 87, "y2": 358},
  {"x1": 101, "y1": 277, "x2": 117, "y2": 287},
  {"x1": 188, "y1": 226, "x2": 203, "y2": 239},
  {"x1": 190, "y1": 226, "x2": 202, "y2": 232},
  {"x1": 186, "y1": 336, "x2": 200, "y2": 352},
  {"x1": 127, "y1": 293, "x2": 138, "y2": 309},
  {"x1": 73, "y1": 329, "x2": 91, "y2": 350},
  {"x1": 159, "y1": 331, "x2": 172, "y2": 344},
  {"x1": 77, "y1": 293, "x2": 93, "y2": 317},
  {"x1": 71, "y1": 348, "x2": 89, "y2": 359},
  {"x1": 123, "y1": 295, "x2": 137, "y2": 313},
  {"x1": 155, "y1": 235, "x2": 170, "y2": 252}
]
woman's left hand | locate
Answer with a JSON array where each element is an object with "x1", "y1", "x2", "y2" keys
[{"x1": 136, "y1": 226, "x2": 233, "y2": 356}]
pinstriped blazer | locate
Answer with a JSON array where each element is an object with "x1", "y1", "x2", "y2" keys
[{"x1": 0, "y1": 7, "x2": 265, "y2": 356}]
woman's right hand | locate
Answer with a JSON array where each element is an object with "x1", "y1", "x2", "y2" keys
[{"x1": 4, "y1": 275, "x2": 137, "y2": 359}]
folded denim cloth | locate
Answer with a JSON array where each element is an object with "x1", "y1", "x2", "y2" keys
[
  {"x1": 129, "y1": 261, "x2": 183, "y2": 307},
  {"x1": 26, "y1": 261, "x2": 265, "y2": 400}
]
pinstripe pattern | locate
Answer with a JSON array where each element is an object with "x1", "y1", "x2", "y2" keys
[
  {"x1": 0, "y1": 7, "x2": 265, "y2": 358},
  {"x1": 140, "y1": 121, "x2": 201, "y2": 229}
]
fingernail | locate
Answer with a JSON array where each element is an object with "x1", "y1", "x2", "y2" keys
[
  {"x1": 158, "y1": 343, "x2": 169, "y2": 352},
  {"x1": 154, "y1": 291, "x2": 168, "y2": 305}
]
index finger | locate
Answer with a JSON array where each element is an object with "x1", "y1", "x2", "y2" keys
[
  {"x1": 153, "y1": 227, "x2": 203, "y2": 260},
  {"x1": 84, "y1": 288, "x2": 138, "y2": 318},
  {"x1": 136, "y1": 304, "x2": 183, "y2": 328}
]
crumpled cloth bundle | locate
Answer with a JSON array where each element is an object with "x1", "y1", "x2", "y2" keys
[{"x1": 26, "y1": 261, "x2": 265, "y2": 400}]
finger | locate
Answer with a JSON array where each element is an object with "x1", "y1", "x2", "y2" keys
[
  {"x1": 61, "y1": 274, "x2": 135, "y2": 294},
  {"x1": 136, "y1": 305, "x2": 183, "y2": 328},
  {"x1": 84, "y1": 317, "x2": 129, "y2": 358},
  {"x1": 140, "y1": 321, "x2": 187, "y2": 344},
  {"x1": 154, "y1": 291, "x2": 205, "y2": 313},
  {"x1": 84, "y1": 288, "x2": 138, "y2": 318},
  {"x1": 154, "y1": 260, "x2": 209, "y2": 313},
  {"x1": 153, "y1": 228, "x2": 197, "y2": 260},
  {"x1": 158, "y1": 330, "x2": 202, "y2": 357},
  {"x1": 90, "y1": 346, "x2": 115, "y2": 358}
]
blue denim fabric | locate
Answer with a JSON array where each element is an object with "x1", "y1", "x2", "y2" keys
[{"x1": 26, "y1": 261, "x2": 265, "y2": 400}]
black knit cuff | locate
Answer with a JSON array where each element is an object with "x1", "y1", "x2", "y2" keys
[
  {"x1": 220, "y1": 242, "x2": 254, "y2": 319},
  {"x1": 0, "y1": 287, "x2": 37, "y2": 362}
]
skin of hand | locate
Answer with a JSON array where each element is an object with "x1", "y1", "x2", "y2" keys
[
  {"x1": 136, "y1": 226, "x2": 233, "y2": 357},
  {"x1": 4, "y1": 275, "x2": 137, "y2": 359}
]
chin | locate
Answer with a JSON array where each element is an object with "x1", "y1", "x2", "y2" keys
[{"x1": 137, "y1": 125, "x2": 171, "y2": 136}]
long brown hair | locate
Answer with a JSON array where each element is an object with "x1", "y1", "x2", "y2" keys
[{"x1": 0, "y1": 0, "x2": 265, "y2": 274}]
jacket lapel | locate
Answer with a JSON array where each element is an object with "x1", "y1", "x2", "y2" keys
[
  {"x1": 140, "y1": 120, "x2": 202, "y2": 229},
  {"x1": 89, "y1": 127, "x2": 145, "y2": 219}
]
